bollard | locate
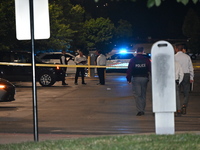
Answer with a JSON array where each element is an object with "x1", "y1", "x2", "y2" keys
[{"x1": 151, "y1": 41, "x2": 176, "y2": 135}]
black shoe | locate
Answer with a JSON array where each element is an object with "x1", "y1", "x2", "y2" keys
[
  {"x1": 136, "y1": 111, "x2": 145, "y2": 116},
  {"x1": 181, "y1": 105, "x2": 187, "y2": 115},
  {"x1": 62, "y1": 83, "x2": 68, "y2": 85},
  {"x1": 82, "y1": 83, "x2": 87, "y2": 85},
  {"x1": 74, "y1": 83, "x2": 78, "y2": 85},
  {"x1": 97, "y1": 83, "x2": 105, "y2": 85},
  {"x1": 176, "y1": 112, "x2": 182, "y2": 117},
  {"x1": 175, "y1": 110, "x2": 182, "y2": 117}
]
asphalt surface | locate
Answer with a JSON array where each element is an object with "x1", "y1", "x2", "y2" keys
[{"x1": 0, "y1": 71, "x2": 200, "y2": 144}]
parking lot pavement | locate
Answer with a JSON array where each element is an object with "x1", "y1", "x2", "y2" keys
[{"x1": 0, "y1": 72, "x2": 200, "y2": 144}]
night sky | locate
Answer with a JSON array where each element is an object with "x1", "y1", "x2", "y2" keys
[{"x1": 71, "y1": 0, "x2": 200, "y2": 39}]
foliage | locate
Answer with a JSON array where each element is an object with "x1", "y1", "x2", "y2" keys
[
  {"x1": 83, "y1": 17, "x2": 115, "y2": 51},
  {"x1": 68, "y1": 4, "x2": 87, "y2": 51},
  {"x1": 0, "y1": 0, "x2": 87, "y2": 52},
  {"x1": 0, "y1": 134, "x2": 199, "y2": 150},
  {"x1": 0, "y1": 0, "x2": 17, "y2": 50},
  {"x1": 94, "y1": 0, "x2": 199, "y2": 7},
  {"x1": 42, "y1": 1, "x2": 76, "y2": 51},
  {"x1": 114, "y1": 19, "x2": 133, "y2": 44},
  {"x1": 144, "y1": 0, "x2": 198, "y2": 7},
  {"x1": 182, "y1": 8, "x2": 200, "y2": 53}
]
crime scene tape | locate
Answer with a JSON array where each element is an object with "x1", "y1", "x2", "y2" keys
[
  {"x1": 0, "y1": 62, "x2": 127, "y2": 69},
  {"x1": 0, "y1": 62, "x2": 199, "y2": 70}
]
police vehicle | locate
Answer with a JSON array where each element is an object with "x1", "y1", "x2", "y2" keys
[{"x1": 106, "y1": 50, "x2": 151, "y2": 72}]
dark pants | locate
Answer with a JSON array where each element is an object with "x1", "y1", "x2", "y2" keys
[
  {"x1": 131, "y1": 77, "x2": 148, "y2": 112},
  {"x1": 62, "y1": 67, "x2": 67, "y2": 83},
  {"x1": 180, "y1": 73, "x2": 190, "y2": 106},
  {"x1": 75, "y1": 68, "x2": 85, "y2": 83},
  {"x1": 176, "y1": 83, "x2": 181, "y2": 110},
  {"x1": 97, "y1": 68, "x2": 105, "y2": 84}
]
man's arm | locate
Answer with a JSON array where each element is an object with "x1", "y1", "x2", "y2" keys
[
  {"x1": 188, "y1": 58, "x2": 194, "y2": 82},
  {"x1": 126, "y1": 59, "x2": 134, "y2": 83}
]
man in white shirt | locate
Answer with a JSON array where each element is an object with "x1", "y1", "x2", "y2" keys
[
  {"x1": 96, "y1": 50, "x2": 106, "y2": 85},
  {"x1": 74, "y1": 49, "x2": 87, "y2": 85},
  {"x1": 175, "y1": 61, "x2": 184, "y2": 116},
  {"x1": 174, "y1": 43, "x2": 194, "y2": 114}
]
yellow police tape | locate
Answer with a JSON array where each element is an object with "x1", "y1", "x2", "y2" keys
[
  {"x1": 0, "y1": 62, "x2": 199, "y2": 69},
  {"x1": 0, "y1": 62, "x2": 123, "y2": 69}
]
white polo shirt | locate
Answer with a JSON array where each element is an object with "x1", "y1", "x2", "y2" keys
[
  {"x1": 175, "y1": 51, "x2": 194, "y2": 80},
  {"x1": 97, "y1": 54, "x2": 106, "y2": 66}
]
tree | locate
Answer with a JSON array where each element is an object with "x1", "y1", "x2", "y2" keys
[
  {"x1": 0, "y1": 0, "x2": 17, "y2": 51},
  {"x1": 83, "y1": 17, "x2": 115, "y2": 52},
  {"x1": 183, "y1": 8, "x2": 200, "y2": 38},
  {"x1": 36, "y1": 1, "x2": 76, "y2": 51},
  {"x1": 47, "y1": 0, "x2": 87, "y2": 52},
  {"x1": 182, "y1": 8, "x2": 200, "y2": 53},
  {"x1": 67, "y1": 4, "x2": 87, "y2": 51},
  {"x1": 94, "y1": 0, "x2": 199, "y2": 8},
  {"x1": 114, "y1": 19, "x2": 133, "y2": 46}
]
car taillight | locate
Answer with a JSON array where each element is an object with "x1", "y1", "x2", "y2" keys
[
  {"x1": 0, "y1": 84, "x2": 6, "y2": 89},
  {"x1": 56, "y1": 66, "x2": 60, "y2": 70}
]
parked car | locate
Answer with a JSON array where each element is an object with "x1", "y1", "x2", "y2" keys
[
  {"x1": 38, "y1": 52, "x2": 76, "y2": 65},
  {"x1": 0, "y1": 78, "x2": 15, "y2": 102},
  {"x1": 0, "y1": 51, "x2": 65, "y2": 87},
  {"x1": 187, "y1": 53, "x2": 197, "y2": 60}
]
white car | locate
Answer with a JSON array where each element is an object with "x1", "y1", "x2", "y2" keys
[
  {"x1": 106, "y1": 52, "x2": 151, "y2": 72},
  {"x1": 38, "y1": 52, "x2": 77, "y2": 74},
  {"x1": 106, "y1": 52, "x2": 135, "y2": 69},
  {"x1": 38, "y1": 52, "x2": 76, "y2": 65}
]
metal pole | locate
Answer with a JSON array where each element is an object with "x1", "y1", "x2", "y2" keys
[{"x1": 29, "y1": 0, "x2": 39, "y2": 142}]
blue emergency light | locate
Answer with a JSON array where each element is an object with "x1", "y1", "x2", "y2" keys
[{"x1": 119, "y1": 49, "x2": 127, "y2": 54}]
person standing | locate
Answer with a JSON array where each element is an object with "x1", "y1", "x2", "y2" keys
[
  {"x1": 74, "y1": 49, "x2": 87, "y2": 85},
  {"x1": 126, "y1": 47, "x2": 151, "y2": 116},
  {"x1": 60, "y1": 50, "x2": 68, "y2": 85},
  {"x1": 96, "y1": 50, "x2": 107, "y2": 85},
  {"x1": 174, "y1": 43, "x2": 194, "y2": 114}
]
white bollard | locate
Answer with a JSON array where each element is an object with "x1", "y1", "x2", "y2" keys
[{"x1": 151, "y1": 41, "x2": 176, "y2": 135}]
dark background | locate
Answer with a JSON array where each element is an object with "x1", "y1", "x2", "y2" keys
[{"x1": 71, "y1": 0, "x2": 200, "y2": 39}]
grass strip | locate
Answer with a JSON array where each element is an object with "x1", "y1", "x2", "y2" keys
[{"x1": 0, "y1": 133, "x2": 199, "y2": 150}]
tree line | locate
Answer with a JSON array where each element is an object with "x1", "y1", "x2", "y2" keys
[
  {"x1": 0, "y1": 0, "x2": 133, "y2": 54},
  {"x1": 0, "y1": 0, "x2": 200, "y2": 54}
]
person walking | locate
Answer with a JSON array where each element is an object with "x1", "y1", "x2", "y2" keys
[
  {"x1": 126, "y1": 47, "x2": 151, "y2": 116},
  {"x1": 74, "y1": 49, "x2": 87, "y2": 85},
  {"x1": 60, "y1": 50, "x2": 68, "y2": 85},
  {"x1": 175, "y1": 61, "x2": 184, "y2": 117},
  {"x1": 174, "y1": 43, "x2": 194, "y2": 114},
  {"x1": 96, "y1": 50, "x2": 107, "y2": 85}
]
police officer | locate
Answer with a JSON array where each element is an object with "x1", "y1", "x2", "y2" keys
[
  {"x1": 60, "y1": 50, "x2": 68, "y2": 85},
  {"x1": 126, "y1": 47, "x2": 151, "y2": 116}
]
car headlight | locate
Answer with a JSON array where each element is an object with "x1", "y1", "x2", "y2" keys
[{"x1": 0, "y1": 84, "x2": 6, "y2": 89}]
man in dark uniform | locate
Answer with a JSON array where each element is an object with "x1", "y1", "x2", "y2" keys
[
  {"x1": 60, "y1": 50, "x2": 68, "y2": 85},
  {"x1": 126, "y1": 47, "x2": 151, "y2": 116}
]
